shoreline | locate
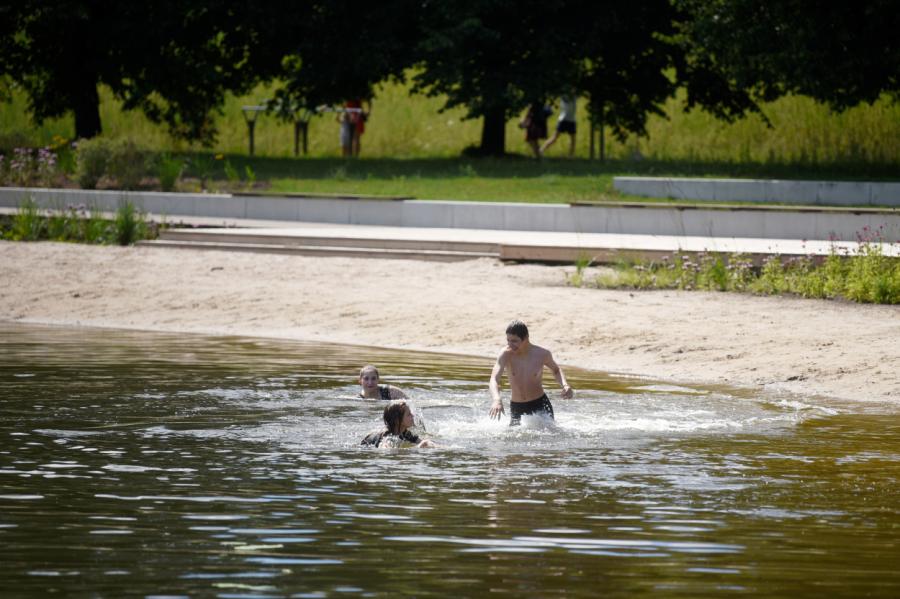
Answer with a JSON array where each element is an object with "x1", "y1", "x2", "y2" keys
[{"x1": 2, "y1": 241, "x2": 898, "y2": 404}]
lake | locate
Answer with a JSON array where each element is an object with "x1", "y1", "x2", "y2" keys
[{"x1": 0, "y1": 322, "x2": 897, "y2": 597}]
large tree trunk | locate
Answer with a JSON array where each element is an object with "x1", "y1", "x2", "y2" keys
[
  {"x1": 72, "y1": 83, "x2": 102, "y2": 139},
  {"x1": 479, "y1": 105, "x2": 506, "y2": 156}
]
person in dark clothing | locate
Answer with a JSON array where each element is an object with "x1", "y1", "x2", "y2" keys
[
  {"x1": 358, "y1": 364, "x2": 407, "y2": 400},
  {"x1": 361, "y1": 401, "x2": 436, "y2": 448},
  {"x1": 519, "y1": 102, "x2": 552, "y2": 159}
]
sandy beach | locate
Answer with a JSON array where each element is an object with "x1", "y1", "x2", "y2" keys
[{"x1": 2, "y1": 240, "x2": 898, "y2": 403}]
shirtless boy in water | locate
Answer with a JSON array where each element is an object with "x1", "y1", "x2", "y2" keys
[{"x1": 489, "y1": 320, "x2": 574, "y2": 425}]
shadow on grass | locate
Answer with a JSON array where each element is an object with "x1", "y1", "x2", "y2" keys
[{"x1": 180, "y1": 154, "x2": 900, "y2": 182}]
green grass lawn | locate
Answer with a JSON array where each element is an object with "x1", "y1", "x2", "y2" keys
[{"x1": 181, "y1": 154, "x2": 898, "y2": 204}]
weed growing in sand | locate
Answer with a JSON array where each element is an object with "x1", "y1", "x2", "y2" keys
[
  {"x1": 113, "y1": 201, "x2": 148, "y2": 245},
  {"x1": 8, "y1": 198, "x2": 44, "y2": 241},
  {"x1": 1, "y1": 198, "x2": 158, "y2": 245},
  {"x1": 565, "y1": 253, "x2": 594, "y2": 287},
  {"x1": 84, "y1": 206, "x2": 111, "y2": 243},
  {"x1": 578, "y1": 242, "x2": 900, "y2": 305}
]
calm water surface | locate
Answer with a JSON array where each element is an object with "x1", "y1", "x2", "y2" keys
[{"x1": 0, "y1": 322, "x2": 898, "y2": 597}]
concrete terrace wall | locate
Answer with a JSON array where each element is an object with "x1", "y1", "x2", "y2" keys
[
  {"x1": 1, "y1": 186, "x2": 898, "y2": 242},
  {"x1": 614, "y1": 177, "x2": 900, "y2": 207}
]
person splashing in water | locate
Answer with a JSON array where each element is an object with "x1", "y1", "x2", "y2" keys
[
  {"x1": 358, "y1": 364, "x2": 407, "y2": 400},
  {"x1": 361, "y1": 400, "x2": 436, "y2": 448},
  {"x1": 489, "y1": 320, "x2": 574, "y2": 426}
]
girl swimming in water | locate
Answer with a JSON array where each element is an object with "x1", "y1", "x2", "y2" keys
[
  {"x1": 358, "y1": 364, "x2": 407, "y2": 400},
  {"x1": 361, "y1": 400, "x2": 435, "y2": 448}
]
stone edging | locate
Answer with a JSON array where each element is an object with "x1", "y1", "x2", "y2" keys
[
  {"x1": 1, "y1": 186, "x2": 898, "y2": 242},
  {"x1": 613, "y1": 176, "x2": 900, "y2": 207}
]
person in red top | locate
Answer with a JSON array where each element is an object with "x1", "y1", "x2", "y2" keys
[{"x1": 343, "y1": 98, "x2": 370, "y2": 157}]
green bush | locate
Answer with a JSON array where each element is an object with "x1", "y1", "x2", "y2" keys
[
  {"x1": 75, "y1": 138, "x2": 113, "y2": 189},
  {"x1": 107, "y1": 140, "x2": 147, "y2": 190},
  {"x1": 156, "y1": 153, "x2": 183, "y2": 192},
  {"x1": 752, "y1": 257, "x2": 787, "y2": 295},
  {"x1": 189, "y1": 154, "x2": 216, "y2": 190},
  {"x1": 223, "y1": 159, "x2": 240, "y2": 183},
  {"x1": 51, "y1": 135, "x2": 77, "y2": 175}
]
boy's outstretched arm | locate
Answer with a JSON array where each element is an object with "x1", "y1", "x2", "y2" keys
[
  {"x1": 546, "y1": 352, "x2": 574, "y2": 399},
  {"x1": 489, "y1": 356, "x2": 506, "y2": 419}
]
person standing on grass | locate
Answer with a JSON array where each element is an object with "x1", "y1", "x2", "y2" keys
[
  {"x1": 541, "y1": 95, "x2": 577, "y2": 157},
  {"x1": 488, "y1": 320, "x2": 574, "y2": 426},
  {"x1": 344, "y1": 98, "x2": 370, "y2": 157},
  {"x1": 519, "y1": 102, "x2": 552, "y2": 159}
]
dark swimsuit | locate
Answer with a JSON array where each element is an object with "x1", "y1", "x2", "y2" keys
[
  {"x1": 509, "y1": 393, "x2": 554, "y2": 426},
  {"x1": 360, "y1": 429, "x2": 421, "y2": 447},
  {"x1": 359, "y1": 385, "x2": 392, "y2": 400}
]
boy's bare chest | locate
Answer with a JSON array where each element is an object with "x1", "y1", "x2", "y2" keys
[{"x1": 508, "y1": 354, "x2": 543, "y2": 380}]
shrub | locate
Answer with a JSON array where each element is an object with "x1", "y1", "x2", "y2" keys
[
  {"x1": 107, "y1": 140, "x2": 147, "y2": 190},
  {"x1": 223, "y1": 159, "x2": 240, "y2": 184},
  {"x1": 156, "y1": 153, "x2": 183, "y2": 192},
  {"x1": 50, "y1": 135, "x2": 77, "y2": 175},
  {"x1": 697, "y1": 252, "x2": 728, "y2": 291},
  {"x1": 752, "y1": 256, "x2": 787, "y2": 295},
  {"x1": 75, "y1": 138, "x2": 112, "y2": 189},
  {"x1": 189, "y1": 154, "x2": 215, "y2": 190}
]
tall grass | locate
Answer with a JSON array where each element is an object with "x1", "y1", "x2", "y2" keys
[
  {"x1": 1, "y1": 199, "x2": 156, "y2": 245},
  {"x1": 114, "y1": 201, "x2": 147, "y2": 245},
  {"x1": 587, "y1": 247, "x2": 900, "y2": 305},
  {"x1": 9, "y1": 198, "x2": 44, "y2": 240},
  {"x1": 3, "y1": 75, "x2": 898, "y2": 166}
]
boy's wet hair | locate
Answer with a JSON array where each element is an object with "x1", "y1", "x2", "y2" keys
[
  {"x1": 383, "y1": 400, "x2": 408, "y2": 435},
  {"x1": 359, "y1": 364, "x2": 380, "y2": 379},
  {"x1": 506, "y1": 320, "x2": 529, "y2": 339}
]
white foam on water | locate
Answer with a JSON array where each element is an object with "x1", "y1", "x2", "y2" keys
[{"x1": 132, "y1": 380, "x2": 829, "y2": 453}]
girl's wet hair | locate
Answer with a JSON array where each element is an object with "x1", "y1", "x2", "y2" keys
[
  {"x1": 359, "y1": 364, "x2": 380, "y2": 379},
  {"x1": 383, "y1": 400, "x2": 408, "y2": 435}
]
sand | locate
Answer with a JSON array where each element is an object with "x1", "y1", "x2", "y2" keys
[{"x1": 2, "y1": 240, "x2": 898, "y2": 403}]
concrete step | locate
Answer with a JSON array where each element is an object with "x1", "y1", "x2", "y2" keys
[
  {"x1": 137, "y1": 239, "x2": 498, "y2": 262},
  {"x1": 158, "y1": 228, "x2": 498, "y2": 254}
]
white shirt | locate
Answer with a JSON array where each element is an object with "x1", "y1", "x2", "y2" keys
[{"x1": 559, "y1": 96, "x2": 576, "y2": 122}]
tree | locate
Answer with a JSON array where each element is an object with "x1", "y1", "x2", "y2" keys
[
  {"x1": 272, "y1": 0, "x2": 419, "y2": 112},
  {"x1": 411, "y1": 0, "x2": 749, "y2": 156},
  {"x1": 0, "y1": 1, "x2": 288, "y2": 142},
  {"x1": 413, "y1": 0, "x2": 578, "y2": 156},
  {"x1": 675, "y1": 0, "x2": 900, "y2": 111}
]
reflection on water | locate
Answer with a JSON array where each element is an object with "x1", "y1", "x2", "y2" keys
[{"x1": 0, "y1": 322, "x2": 898, "y2": 597}]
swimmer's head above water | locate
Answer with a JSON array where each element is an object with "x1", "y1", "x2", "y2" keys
[
  {"x1": 359, "y1": 364, "x2": 380, "y2": 391},
  {"x1": 358, "y1": 365, "x2": 407, "y2": 400},
  {"x1": 383, "y1": 400, "x2": 414, "y2": 435}
]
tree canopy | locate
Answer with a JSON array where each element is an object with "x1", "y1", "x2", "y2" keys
[
  {"x1": 675, "y1": 0, "x2": 900, "y2": 111},
  {"x1": 0, "y1": 1, "x2": 282, "y2": 141},
  {"x1": 1, "y1": 1, "x2": 897, "y2": 154}
]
